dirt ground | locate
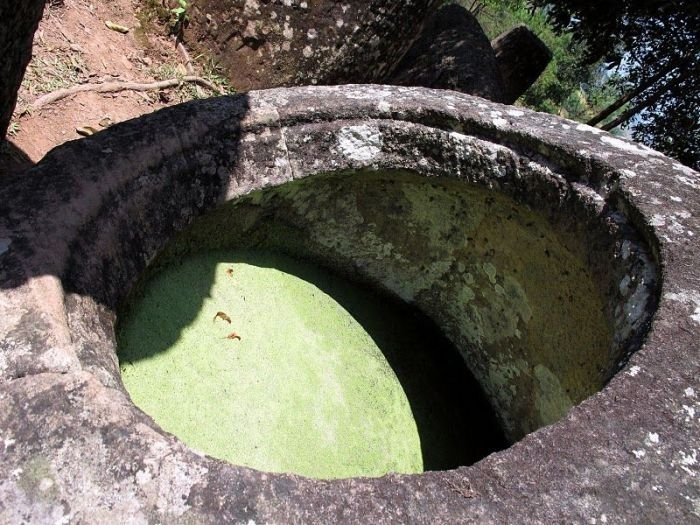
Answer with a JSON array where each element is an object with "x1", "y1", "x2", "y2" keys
[{"x1": 2, "y1": 0, "x2": 230, "y2": 174}]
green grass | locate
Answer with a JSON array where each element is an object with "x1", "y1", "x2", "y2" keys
[
  {"x1": 149, "y1": 58, "x2": 234, "y2": 102},
  {"x1": 20, "y1": 54, "x2": 86, "y2": 101}
]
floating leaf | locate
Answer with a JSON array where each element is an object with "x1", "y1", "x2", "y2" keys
[{"x1": 213, "y1": 311, "x2": 231, "y2": 324}]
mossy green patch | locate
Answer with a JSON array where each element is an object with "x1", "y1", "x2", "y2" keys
[{"x1": 118, "y1": 250, "x2": 503, "y2": 478}]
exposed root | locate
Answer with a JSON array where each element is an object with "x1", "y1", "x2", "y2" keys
[
  {"x1": 27, "y1": 76, "x2": 225, "y2": 113},
  {"x1": 176, "y1": 41, "x2": 196, "y2": 75},
  {"x1": 175, "y1": 40, "x2": 204, "y2": 97}
]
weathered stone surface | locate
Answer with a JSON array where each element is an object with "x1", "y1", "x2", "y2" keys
[
  {"x1": 0, "y1": 0, "x2": 46, "y2": 137},
  {"x1": 389, "y1": 4, "x2": 506, "y2": 102},
  {"x1": 0, "y1": 85, "x2": 699, "y2": 522},
  {"x1": 492, "y1": 24, "x2": 553, "y2": 104},
  {"x1": 188, "y1": 0, "x2": 440, "y2": 91}
]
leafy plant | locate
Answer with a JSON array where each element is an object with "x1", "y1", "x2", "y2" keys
[
  {"x1": 195, "y1": 54, "x2": 236, "y2": 95},
  {"x1": 7, "y1": 121, "x2": 20, "y2": 137},
  {"x1": 18, "y1": 53, "x2": 87, "y2": 111},
  {"x1": 170, "y1": 0, "x2": 189, "y2": 39}
]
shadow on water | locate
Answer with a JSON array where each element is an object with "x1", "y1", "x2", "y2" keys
[{"x1": 118, "y1": 249, "x2": 508, "y2": 472}]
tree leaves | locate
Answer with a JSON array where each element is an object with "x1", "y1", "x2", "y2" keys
[{"x1": 531, "y1": 0, "x2": 700, "y2": 169}]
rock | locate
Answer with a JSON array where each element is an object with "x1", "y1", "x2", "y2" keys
[
  {"x1": 187, "y1": 0, "x2": 441, "y2": 91},
  {"x1": 0, "y1": 0, "x2": 46, "y2": 138},
  {"x1": 0, "y1": 139, "x2": 33, "y2": 177},
  {"x1": 1, "y1": 85, "x2": 698, "y2": 522},
  {"x1": 491, "y1": 24, "x2": 552, "y2": 104},
  {"x1": 388, "y1": 4, "x2": 506, "y2": 102}
]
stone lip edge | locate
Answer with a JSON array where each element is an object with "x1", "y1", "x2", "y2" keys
[{"x1": 0, "y1": 85, "x2": 698, "y2": 522}]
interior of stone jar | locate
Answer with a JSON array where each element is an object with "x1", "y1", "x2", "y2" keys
[{"x1": 115, "y1": 168, "x2": 657, "y2": 479}]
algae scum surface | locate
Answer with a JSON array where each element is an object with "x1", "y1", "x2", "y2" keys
[{"x1": 118, "y1": 250, "x2": 502, "y2": 479}]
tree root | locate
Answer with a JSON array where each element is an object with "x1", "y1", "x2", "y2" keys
[
  {"x1": 27, "y1": 76, "x2": 225, "y2": 113},
  {"x1": 175, "y1": 40, "x2": 205, "y2": 97}
]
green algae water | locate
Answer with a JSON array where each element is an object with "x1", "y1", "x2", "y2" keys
[{"x1": 118, "y1": 250, "x2": 504, "y2": 479}]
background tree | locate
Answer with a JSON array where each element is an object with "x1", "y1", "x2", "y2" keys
[
  {"x1": 459, "y1": 0, "x2": 620, "y2": 123},
  {"x1": 530, "y1": 0, "x2": 700, "y2": 169}
]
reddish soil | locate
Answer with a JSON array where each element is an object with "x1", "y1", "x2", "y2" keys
[{"x1": 4, "y1": 0, "x2": 225, "y2": 171}]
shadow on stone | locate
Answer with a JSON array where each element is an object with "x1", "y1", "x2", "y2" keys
[
  {"x1": 0, "y1": 139, "x2": 34, "y2": 178},
  {"x1": 491, "y1": 24, "x2": 553, "y2": 104}
]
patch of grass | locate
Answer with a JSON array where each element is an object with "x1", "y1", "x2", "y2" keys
[
  {"x1": 150, "y1": 57, "x2": 234, "y2": 103},
  {"x1": 20, "y1": 53, "x2": 87, "y2": 102},
  {"x1": 134, "y1": 0, "x2": 167, "y2": 48},
  {"x1": 195, "y1": 55, "x2": 236, "y2": 95},
  {"x1": 7, "y1": 122, "x2": 21, "y2": 137},
  {"x1": 150, "y1": 62, "x2": 186, "y2": 81},
  {"x1": 150, "y1": 63, "x2": 199, "y2": 102},
  {"x1": 134, "y1": 0, "x2": 178, "y2": 49}
]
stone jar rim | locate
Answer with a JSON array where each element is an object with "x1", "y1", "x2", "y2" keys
[{"x1": 0, "y1": 85, "x2": 698, "y2": 523}]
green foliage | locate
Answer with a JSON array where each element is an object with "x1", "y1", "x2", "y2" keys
[
  {"x1": 457, "y1": 0, "x2": 618, "y2": 122},
  {"x1": 139, "y1": 0, "x2": 189, "y2": 38},
  {"x1": 19, "y1": 53, "x2": 87, "y2": 107},
  {"x1": 457, "y1": 0, "x2": 530, "y2": 40},
  {"x1": 7, "y1": 121, "x2": 20, "y2": 137},
  {"x1": 170, "y1": 0, "x2": 189, "y2": 28},
  {"x1": 169, "y1": 0, "x2": 189, "y2": 41},
  {"x1": 530, "y1": 0, "x2": 699, "y2": 169}
]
